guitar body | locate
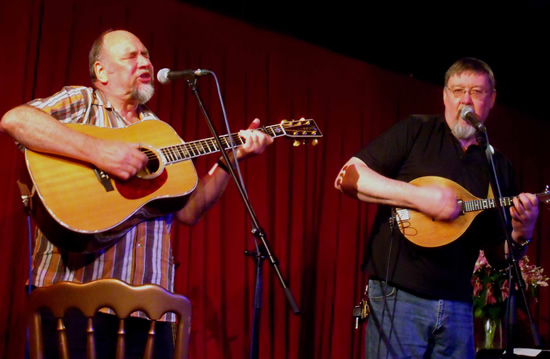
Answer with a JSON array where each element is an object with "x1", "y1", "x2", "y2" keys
[
  {"x1": 395, "y1": 176, "x2": 483, "y2": 248},
  {"x1": 21, "y1": 117, "x2": 323, "y2": 252},
  {"x1": 25, "y1": 120, "x2": 198, "y2": 252}
]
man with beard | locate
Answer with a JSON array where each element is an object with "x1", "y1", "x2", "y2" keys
[
  {"x1": 0, "y1": 30, "x2": 272, "y2": 358},
  {"x1": 334, "y1": 58, "x2": 539, "y2": 358}
]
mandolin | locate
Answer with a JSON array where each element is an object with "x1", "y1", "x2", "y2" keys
[{"x1": 394, "y1": 176, "x2": 549, "y2": 247}]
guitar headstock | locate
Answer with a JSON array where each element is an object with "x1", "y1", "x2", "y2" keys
[
  {"x1": 280, "y1": 118, "x2": 323, "y2": 146},
  {"x1": 540, "y1": 185, "x2": 550, "y2": 205}
]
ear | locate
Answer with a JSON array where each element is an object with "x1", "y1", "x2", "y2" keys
[{"x1": 94, "y1": 61, "x2": 108, "y2": 83}]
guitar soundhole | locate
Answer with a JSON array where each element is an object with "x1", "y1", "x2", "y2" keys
[
  {"x1": 139, "y1": 148, "x2": 161, "y2": 177},
  {"x1": 115, "y1": 146, "x2": 168, "y2": 199}
]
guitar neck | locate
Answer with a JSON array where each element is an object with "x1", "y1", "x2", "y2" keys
[{"x1": 160, "y1": 124, "x2": 285, "y2": 164}]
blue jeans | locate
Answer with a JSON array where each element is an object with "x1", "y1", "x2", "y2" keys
[{"x1": 365, "y1": 279, "x2": 475, "y2": 359}]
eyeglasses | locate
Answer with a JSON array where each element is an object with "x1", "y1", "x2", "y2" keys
[{"x1": 446, "y1": 87, "x2": 494, "y2": 100}]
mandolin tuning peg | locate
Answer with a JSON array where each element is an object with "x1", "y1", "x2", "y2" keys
[{"x1": 293, "y1": 140, "x2": 301, "y2": 147}]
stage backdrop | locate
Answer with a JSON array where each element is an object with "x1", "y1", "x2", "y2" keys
[{"x1": 1, "y1": 0, "x2": 549, "y2": 358}]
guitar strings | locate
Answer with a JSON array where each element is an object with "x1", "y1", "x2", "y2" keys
[
  {"x1": 137, "y1": 123, "x2": 296, "y2": 162},
  {"x1": 140, "y1": 134, "x2": 246, "y2": 162}
]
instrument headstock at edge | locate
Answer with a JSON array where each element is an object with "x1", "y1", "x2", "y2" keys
[
  {"x1": 539, "y1": 185, "x2": 550, "y2": 206},
  {"x1": 279, "y1": 118, "x2": 323, "y2": 146}
]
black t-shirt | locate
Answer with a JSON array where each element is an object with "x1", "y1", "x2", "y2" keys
[{"x1": 354, "y1": 115, "x2": 516, "y2": 301}]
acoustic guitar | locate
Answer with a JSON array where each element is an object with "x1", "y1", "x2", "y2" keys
[
  {"x1": 394, "y1": 176, "x2": 549, "y2": 247},
  {"x1": 23, "y1": 118, "x2": 322, "y2": 252}
]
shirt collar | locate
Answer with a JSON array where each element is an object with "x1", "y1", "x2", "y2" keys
[
  {"x1": 92, "y1": 88, "x2": 157, "y2": 122},
  {"x1": 92, "y1": 88, "x2": 113, "y2": 108}
]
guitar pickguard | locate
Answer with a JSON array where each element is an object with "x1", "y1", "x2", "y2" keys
[{"x1": 115, "y1": 171, "x2": 168, "y2": 200}]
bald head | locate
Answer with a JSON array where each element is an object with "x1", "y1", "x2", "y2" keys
[
  {"x1": 88, "y1": 30, "x2": 154, "y2": 105},
  {"x1": 89, "y1": 30, "x2": 145, "y2": 83}
]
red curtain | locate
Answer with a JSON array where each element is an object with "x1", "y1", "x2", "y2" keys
[{"x1": 1, "y1": 1, "x2": 549, "y2": 358}]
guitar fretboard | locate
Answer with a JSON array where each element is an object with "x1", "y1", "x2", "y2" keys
[{"x1": 159, "y1": 125, "x2": 286, "y2": 164}]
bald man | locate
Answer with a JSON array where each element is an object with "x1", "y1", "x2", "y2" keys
[{"x1": 1, "y1": 30, "x2": 273, "y2": 358}]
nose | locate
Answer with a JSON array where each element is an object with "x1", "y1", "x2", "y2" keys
[
  {"x1": 460, "y1": 91, "x2": 474, "y2": 104},
  {"x1": 137, "y1": 53, "x2": 152, "y2": 69}
]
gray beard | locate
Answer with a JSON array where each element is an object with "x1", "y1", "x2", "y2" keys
[
  {"x1": 452, "y1": 120, "x2": 476, "y2": 140},
  {"x1": 131, "y1": 82, "x2": 155, "y2": 104}
]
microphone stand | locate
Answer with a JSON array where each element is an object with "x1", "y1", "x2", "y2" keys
[
  {"x1": 474, "y1": 128, "x2": 541, "y2": 358},
  {"x1": 185, "y1": 78, "x2": 300, "y2": 359}
]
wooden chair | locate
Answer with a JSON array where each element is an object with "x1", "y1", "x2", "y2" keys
[{"x1": 27, "y1": 279, "x2": 191, "y2": 359}]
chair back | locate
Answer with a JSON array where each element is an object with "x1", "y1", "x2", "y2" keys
[{"x1": 27, "y1": 279, "x2": 191, "y2": 359}]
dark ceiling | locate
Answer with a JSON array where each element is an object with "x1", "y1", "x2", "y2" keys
[{"x1": 183, "y1": 0, "x2": 550, "y2": 119}]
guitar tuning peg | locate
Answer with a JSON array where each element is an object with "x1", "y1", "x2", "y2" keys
[
  {"x1": 293, "y1": 140, "x2": 301, "y2": 147},
  {"x1": 312, "y1": 139, "x2": 318, "y2": 146}
]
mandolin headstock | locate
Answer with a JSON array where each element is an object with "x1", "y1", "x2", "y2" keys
[{"x1": 540, "y1": 185, "x2": 550, "y2": 205}]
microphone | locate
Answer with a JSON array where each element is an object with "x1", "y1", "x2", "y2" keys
[
  {"x1": 156, "y1": 68, "x2": 211, "y2": 84},
  {"x1": 460, "y1": 106, "x2": 486, "y2": 132}
]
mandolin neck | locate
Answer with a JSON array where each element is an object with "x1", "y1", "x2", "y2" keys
[
  {"x1": 462, "y1": 192, "x2": 547, "y2": 213},
  {"x1": 462, "y1": 197, "x2": 514, "y2": 213}
]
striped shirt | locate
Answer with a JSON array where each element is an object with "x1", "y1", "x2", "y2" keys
[{"x1": 28, "y1": 86, "x2": 176, "y2": 320}]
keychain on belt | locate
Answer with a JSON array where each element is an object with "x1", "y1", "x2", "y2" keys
[{"x1": 352, "y1": 284, "x2": 370, "y2": 329}]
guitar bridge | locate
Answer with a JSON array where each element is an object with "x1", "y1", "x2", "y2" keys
[{"x1": 94, "y1": 168, "x2": 114, "y2": 192}]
